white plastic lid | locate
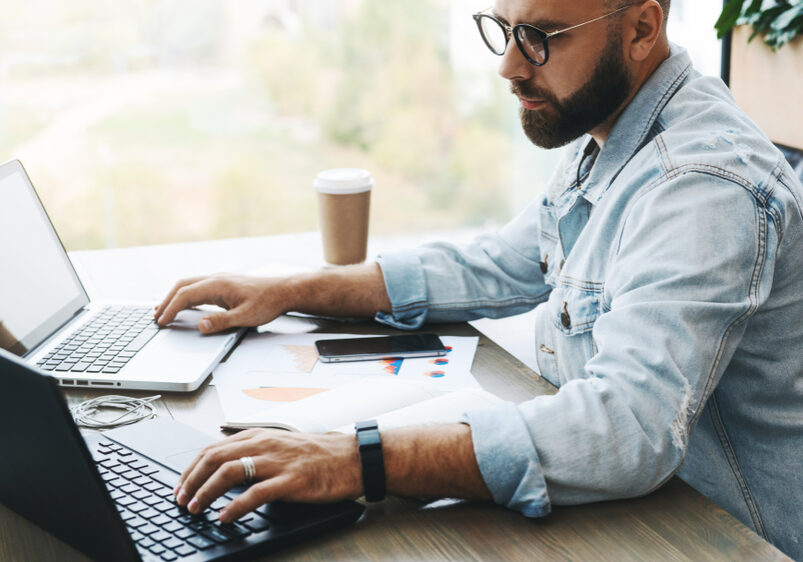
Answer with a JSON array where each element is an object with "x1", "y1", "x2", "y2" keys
[{"x1": 313, "y1": 168, "x2": 374, "y2": 194}]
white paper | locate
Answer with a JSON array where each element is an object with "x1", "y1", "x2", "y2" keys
[{"x1": 212, "y1": 332, "x2": 480, "y2": 425}]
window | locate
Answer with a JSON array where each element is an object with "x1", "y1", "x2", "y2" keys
[{"x1": 1, "y1": 0, "x2": 721, "y2": 250}]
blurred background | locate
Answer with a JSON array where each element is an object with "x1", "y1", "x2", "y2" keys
[{"x1": 0, "y1": 0, "x2": 722, "y2": 250}]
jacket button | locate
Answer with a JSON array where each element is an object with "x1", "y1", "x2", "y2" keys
[{"x1": 561, "y1": 302, "x2": 571, "y2": 329}]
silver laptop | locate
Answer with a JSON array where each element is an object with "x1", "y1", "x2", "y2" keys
[{"x1": 0, "y1": 159, "x2": 242, "y2": 391}]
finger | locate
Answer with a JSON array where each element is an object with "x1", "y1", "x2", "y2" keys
[
  {"x1": 175, "y1": 430, "x2": 263, "y2": 498},
  {"x1": 218, "y1": 477, "x2": 291, "y2": 524},
  {"x1": 154, "y1": 276, "x2": 204, "y2": 319},
  {"x1": 187, "y1": 459, "x2": 254, "y2": 515},
  {"x1": 156, "y1": 278, "x2": 222, "y2": 326},
  {"x1": 199, "y1": 307, "x2": 246, "y2": 334}
]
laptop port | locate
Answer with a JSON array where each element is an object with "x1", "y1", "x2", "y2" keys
[
  {"x1": 76, "y1": 380, "x2": 89, "y2": 386},
  {"x1": 61, "y1": 379, "x2": 74, "y2": 385},
  {"x1": 90, "y1": 381, "x2": 115, "y2": 386}
]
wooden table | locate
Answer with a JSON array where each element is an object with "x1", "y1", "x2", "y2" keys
[{"x1": 0, "y1": 234, "x2": 790, "y2": 561}]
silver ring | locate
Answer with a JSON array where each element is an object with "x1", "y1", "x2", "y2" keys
[{"x1": 240, "y1": 456, "x2": 256, "y2": 484}]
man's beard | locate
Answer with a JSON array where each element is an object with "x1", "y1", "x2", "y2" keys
[{"x1": 512, "y1": 34, "x2": 633, "y2": 149}]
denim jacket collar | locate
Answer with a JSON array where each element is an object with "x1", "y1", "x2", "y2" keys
[{"x1": 580, "y1": 43, "x2": 693, "y2": 205}]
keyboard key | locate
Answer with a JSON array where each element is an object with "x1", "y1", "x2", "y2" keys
[
  {"x1": 175, "y1": 528, "x2": 195, "y2": 540},
  {"x1": 151, "y1": 514, "x2": 171, "y2": 527},
  {"x1": 186, "y1": 536, "x2": 215, "y2": 550},
  {"x1": 199, "y1": 526, "x2": 233, "y2": 544},
  {"x1": 160, "y1": 552, "x2": 178, "y2": 561},
  {"x1": 128, "y1": 501, "x2": 148, "y2": 513},
  {"x1": 149, "y1": 543, "x2": 167, "y2": 555},
  {"x1": 154, "y1": 501, "x2": 175, "y2": 512},
  {"x1": 139, "y1": 524, "x2": 160, "y2": 536},
  {"x1": 241, "y1": 516, "x2": 270, "y2": 533},
  {"x1": 143, "y1": 481, "x2": 163, "y2": 492},
  {"x1": 140, "y1": 508, "x2": 160, "y2": 520},
  {"x1": 118, "y1": 496, "x2": 137, "y2": 507},
  {"x1": 219, "y1": 522, "x2": 251, "y2": 539},
  {"x1": 173, "y1": 544, "x2": 196, "y2": 557},
  {"x1": 131, "y1": 531, "x2": 144, "y2": 542},
  {"x1": 162, "y1": 521, "x2": 183, "y2": 534},
  {"x1": 210, "y1": 498, "x2": 229, "y2": 511},
  {"x1": 139, "y1": 537, "x2": 155, "y2": 549},
  {"x1": 161, "y1": 537, "x2": 184, "y2": 550},
  {"x1": 139, "y1": 478, "x2": 159, "y2": 489},
  {"x1": 118, "y1": 510, "x2": 136, "y2": 522},
  {"x1": 151, "y1": 530, "x2": 171, "y2": 543},
  {"x1": 127, "y1": 517, "x2": 148, "y2": 529},
  {"x1": 142, "y1": 467, "x2": 164, "y2": 478},
  {"x1": 186, "y1": 519, "x2": 210, "y2": 532},
  {"x1": 124, "y1": 327, "x2": 159, "y2": 352}
]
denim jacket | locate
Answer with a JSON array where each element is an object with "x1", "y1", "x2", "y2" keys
[{"x1": 376, "y1": 46, "x2": 803, "y2": 559}]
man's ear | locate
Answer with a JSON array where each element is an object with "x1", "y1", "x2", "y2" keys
[{"x1": 627, "y1": 0, "x2": 664, "y2": 62}]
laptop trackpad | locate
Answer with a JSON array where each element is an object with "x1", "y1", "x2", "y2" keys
[{"x1": 103, "y1": 417, "x2": 217, "y2": 473}]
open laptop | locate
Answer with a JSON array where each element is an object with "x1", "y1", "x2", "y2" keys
[
  {"x1": 0, "y1": 348, "x2": 365, "y2": 561},
  {"x1": 0, "y1": 159, "x2": 242, "y2": 391}
]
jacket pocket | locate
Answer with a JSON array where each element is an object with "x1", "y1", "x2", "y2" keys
[{"x1": 547, "y1": 283, "x2": 602, "y2": 383}]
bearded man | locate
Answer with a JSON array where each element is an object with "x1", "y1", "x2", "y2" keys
[{"x1": 155, "y1": 2, "x2": 803, "y2": 558}]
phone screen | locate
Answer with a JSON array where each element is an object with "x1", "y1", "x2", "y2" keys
[{"x1": 315, "y1": 334, "x2": 446, "y2": 362}]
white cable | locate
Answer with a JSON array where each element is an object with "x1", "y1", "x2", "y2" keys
[{"x1": 70, "y1": 394, "x2": 161, "y2": 429}]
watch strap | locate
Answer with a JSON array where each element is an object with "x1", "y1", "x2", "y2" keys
[{"x1": 355, "y1": 420, "x2": 386, "y2": 502}]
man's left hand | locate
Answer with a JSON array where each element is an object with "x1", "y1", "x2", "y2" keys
[{"x1": 173, "y1": 429, "x2": 362, "y2": 523}]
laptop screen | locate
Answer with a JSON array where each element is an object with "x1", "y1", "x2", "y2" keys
[{"x1": 0, "y1": 161, "x2": 88, "y2": 356}]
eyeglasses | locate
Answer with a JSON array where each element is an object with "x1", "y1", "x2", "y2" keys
[{"x1": 472, "y1": 4, "x2": 633, "y2": 66}]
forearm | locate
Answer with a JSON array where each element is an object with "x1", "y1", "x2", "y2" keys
[
  {"x1": 281, "y1": 262, "x2": 392, "y2": 319},
  {"x1": 380, "y1": 423, "x2": 491, "y2": 500}
]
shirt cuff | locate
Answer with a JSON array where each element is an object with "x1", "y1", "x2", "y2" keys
[
  {"x1": 374, "y1": 252, "x2": 429, "y2": 330},
  {"x1": 461, "y1": 402, "x2": 551, "y2": 518}
]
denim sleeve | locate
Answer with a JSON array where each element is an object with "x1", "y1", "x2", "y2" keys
[
  {"x1": 374, "y1": 199, "x2": 552, "y2": 330},
  {"x1": 462, "y1": 173, "x2": 774, "y2": 514}
]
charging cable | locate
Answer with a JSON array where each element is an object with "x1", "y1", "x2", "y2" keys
[{"x1": 70, "y1": 394, "x2": 161, "y2": 429}]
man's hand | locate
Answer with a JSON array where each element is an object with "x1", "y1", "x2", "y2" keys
[
  {"x1": 173, "y1": 429, "x2": 362, "y2": 523},
  {"x1": 154, "y1": 264, "x2": 392, "y2": 334},
  {"x1": 154, "y1": 274, "x2": 287, "y2": 333},
  {"x1": 173, "y1": 423, "x2": 491, "y2": 525}
]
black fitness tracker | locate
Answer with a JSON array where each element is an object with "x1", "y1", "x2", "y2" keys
[{"x1": 355, "y1": 419, "x2": 386, "y2": 502}]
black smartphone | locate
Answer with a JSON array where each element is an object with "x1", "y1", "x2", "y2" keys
[{"x1": 315, "y1": 334, "x2": 447, "y2": 363}]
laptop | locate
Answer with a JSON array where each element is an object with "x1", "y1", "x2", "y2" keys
[
  {"x1": 0, "y1": 348, "x2": 365, "y2": 561},
  {"x1": 0, "y1": 159, "x2": 242, "y2": 391}
]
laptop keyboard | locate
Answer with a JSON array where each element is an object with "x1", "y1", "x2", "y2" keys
[
  {"x1": 92, "y1": 439, "x2": 270, "y2": 560},
  {"x1": 37, "y1": 305, "x2": 159, "y2": 374}
]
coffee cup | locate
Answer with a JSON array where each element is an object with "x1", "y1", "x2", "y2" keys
[{"x1": 314, "y1": 168, "x2": 373, "y2": 266}]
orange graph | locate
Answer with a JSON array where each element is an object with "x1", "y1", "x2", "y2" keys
[{"x1": 242, "y1": 387, "x2": 328, "y2": 402}]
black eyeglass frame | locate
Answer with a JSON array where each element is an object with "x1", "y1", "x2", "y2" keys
[{"x1": 472, "y1": 4, "x2": 634, "y2": 66}]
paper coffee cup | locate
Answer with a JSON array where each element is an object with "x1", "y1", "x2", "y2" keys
[{"x1": 314, "y1": 168, "x2": 373, "y2": 266}]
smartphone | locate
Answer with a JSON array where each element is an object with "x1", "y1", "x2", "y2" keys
[{"x1": 315, "y1": 334, "x2": 447, "y2": 363}]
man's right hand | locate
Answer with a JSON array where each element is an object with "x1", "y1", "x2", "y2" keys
[{"x1": 154, "y1": 274, "x2": 287, "y2": 334}]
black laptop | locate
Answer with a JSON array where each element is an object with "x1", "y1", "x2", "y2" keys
[{"x1": 0, "y1": 348, "x2": 364, "y2": 561}]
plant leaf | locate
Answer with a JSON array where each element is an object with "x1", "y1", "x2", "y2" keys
[{"x1": 716, "y1": 0, "x2": 747, "y2": 37}]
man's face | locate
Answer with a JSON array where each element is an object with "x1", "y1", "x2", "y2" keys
[{"x1": 494, "y1": 1, "x2": 634, "y2": 149}]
